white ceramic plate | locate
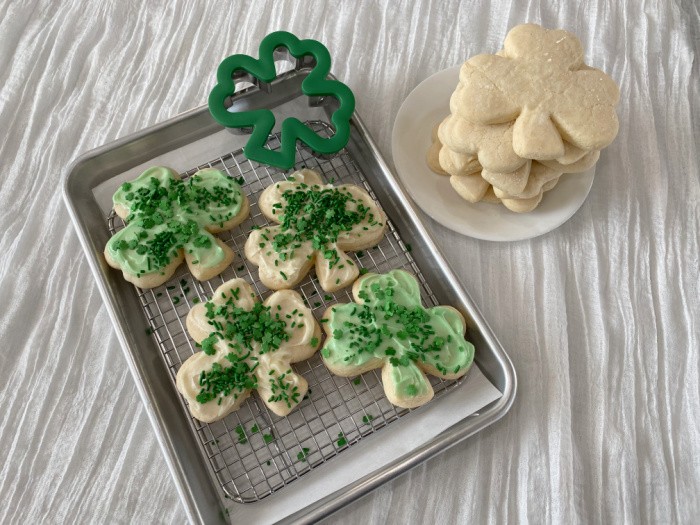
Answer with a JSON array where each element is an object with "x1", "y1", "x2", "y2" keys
[{"x1": 391, "y1": 65, "x2": 595, "y2": 242}]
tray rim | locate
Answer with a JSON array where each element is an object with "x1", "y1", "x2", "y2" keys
[{"x1": 63, "y1": 99, "x2": 517, "y2": 524}]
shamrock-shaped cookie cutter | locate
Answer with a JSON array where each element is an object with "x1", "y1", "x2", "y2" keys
[
  {"x1": 245, "y1": 169, "x2": 386, "y2": 292},
  {"x1": 320, "y1": 269, "x2": 475, "y2": 409},
  {"x1": 105, "y1": 166, "x2": 249, "y2": 289},
  {"x1": 209, "y1": 31, "x2": 355, "y2": 170},
  {"x1": 177, "y1": 278, "x2": 321, "y2": 421}
]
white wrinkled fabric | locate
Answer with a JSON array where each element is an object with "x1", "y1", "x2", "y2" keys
[{"x1": 0, "y1": 0, "x2": 698, "y2": 523}]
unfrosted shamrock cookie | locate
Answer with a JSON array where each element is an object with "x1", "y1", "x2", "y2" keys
[
  {"x1": 426, "y1": 24, "x2": 619, "y2": 213},
  {"x1": 435, "y1": 114, "x2": 599, "y2": 181},
  {"x1": 176, "y1": 278, "x2": 321, "y2": 422},
  {"x1": 245, "y1": 169, "x2": 386, "y2": 292},
  {"x1": 320, "y1": 269, "x2": 475, "y2": 409},
  {"x1": 105, "y1": 166, "x2": 249, "y2": 288},
  {"x1": 455, "y1": 24, "x2": 620, "y2": 156},
  {"x1": 426, "y1": 123, "x2": 448, "y2": 175}
]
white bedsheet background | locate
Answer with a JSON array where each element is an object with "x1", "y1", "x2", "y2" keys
[{"x1": 0, "y1": 1, "x2": 698, "y2": 523}]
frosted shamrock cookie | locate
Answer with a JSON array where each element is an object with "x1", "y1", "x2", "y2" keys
[
  {"x1": 176, "y1": 278, "x2": 321, "y2": 422},
  {"x1": 105, "y1": 166, "x2": 249, "y2": 288},
  {"x1": 245, "y1": 169, "x2": 386, "y2": 292},
  {"x1": 320, "y1": 269, "x2": 475, "y2": 409}
]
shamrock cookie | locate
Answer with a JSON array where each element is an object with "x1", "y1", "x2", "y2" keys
[
  {"x1": 105, "y1": 166, "x2": 249, "y2": 288},
  {"x1": 177, "y1": 278, "x2": 321, "y2": 422},
  {"x1": 245, "y1": 169, "x2": 386, "y2": 292},
  {"x1": 437, "y1": 114, "x2": 598, "y2": 177},
  {"x1": 427, "y1": 23, "x2": 619, "y2": 213},
  {"x1": 320, "y1": 269, "x2": 475, "y2": 409},
  {"x1": 455, "y1": 24, "x2": 620, "y2": 155}
]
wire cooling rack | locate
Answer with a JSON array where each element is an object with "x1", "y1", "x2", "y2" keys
[{"x1": 107, "y1": 121, "x2": 465, "y2": 503}]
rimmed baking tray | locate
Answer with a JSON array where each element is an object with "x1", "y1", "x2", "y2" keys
[{"x1": 63, "y1": 66, "x2": 516, "y2": 524}]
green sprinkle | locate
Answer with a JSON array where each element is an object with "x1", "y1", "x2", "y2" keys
[
  {"x1": 336, "y1": 432, "x2": 347, "y2": 447},
  {"x1": 145, "y1": 327, "x2": 153, "y2": 336},
  {"x1": 359, "y1": 268, "x2": 369, "y2": 275},
  {"x1": 297, "y1": 447, "x2": 310, "y2": 462},
  {"x1": 362, "y1": 414, "x2": 374, "y2": 424},
  {"x1": 193, "y1": 297, "x2": 200, "y2": 304},
  {"x1": 310, "y1": 337, "x2": 319, "y2": 347},
  {"x1": 200, "y1": 334, "x2": 218, "y2": 355},
  {"x1": 234, "y1": 424, "x2": 247, "y2": 444},
  {"x1": 263, "y1": 433, "x2": 274, "y2": 444},
  {"x1": 353, "y1": 377, "x2": 361, "y2": 385},
  {"x1": 250, "y1": 424, "x2": 259, "y2": 434}
]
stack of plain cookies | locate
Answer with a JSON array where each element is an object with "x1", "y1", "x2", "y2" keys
[{"x1": 427, "y1": 23, "x2": 620, "y2": 213}]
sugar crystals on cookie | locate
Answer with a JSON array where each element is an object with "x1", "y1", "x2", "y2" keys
[{"x1": 427, "y1": 23, "x2": 620, "y2": 213}]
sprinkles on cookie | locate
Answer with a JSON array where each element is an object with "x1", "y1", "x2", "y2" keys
[
  {"x1": 245, "y1": 169, "x2": 386, "y2": 292},
  {"x1": 177, "y1": 278, "x2": 321, "y2": 421},
  {"x1": 104, "y1": 166, "x2": 250, "y2": 288},
  {"x1": 320, "y1": 269, "x2": 475, "y2": 408}
]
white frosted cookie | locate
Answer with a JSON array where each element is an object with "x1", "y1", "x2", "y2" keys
[
  {"x1": 245, "y1": 169, "x2": 386, "y2": 292},
  {"x1": 320, "y1": 269, "x2": 474, "y2": 409},
  {"x1": 176, "y1": 279, "x2": 321, "y2": 422},
  {"x1": 104, "y1": 166, "x2": 249, "y2": 289}
]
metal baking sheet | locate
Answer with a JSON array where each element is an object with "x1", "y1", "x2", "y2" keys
[{"x1": 63, "y1": 67, "x2": 516, "y2": 524}]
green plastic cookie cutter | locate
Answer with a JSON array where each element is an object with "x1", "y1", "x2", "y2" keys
[{"x1": 208, "y1": 31, "x2": 355, "y2": 170}]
